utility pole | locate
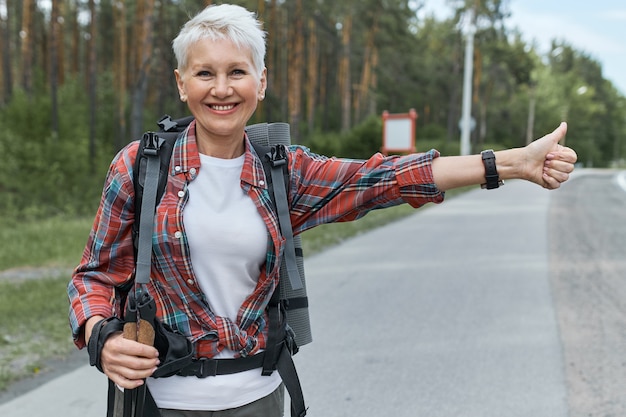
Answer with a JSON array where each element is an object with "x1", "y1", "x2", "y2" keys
[{"x1": 460, "y1": 8, "x2": 476, "y2": 156}]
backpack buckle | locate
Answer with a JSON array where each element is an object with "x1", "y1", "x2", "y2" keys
[
  {"x1": 142, "y1": 132, "x2": 163, "y2": 156},
  {"x1": 267, "y1": 145, "x2": 287, "y2": 168},
  {"x1": 157, "y1": 115, "x2": 177, "y2": 132},
  {"x1": 195, "y1": 358, "x2": 218, "y2": 378}
]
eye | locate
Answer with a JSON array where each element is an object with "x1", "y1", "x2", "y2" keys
[
  {"x1": 195, "y1": 70, "x2": 213, "y2": 78},
  {"x1": 231, "y1": 69, "x2": 246, "y2": 78}
]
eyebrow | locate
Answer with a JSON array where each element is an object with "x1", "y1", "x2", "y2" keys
[{"x1": 189, "y1": 61, "x2": 252, "y2": 70}]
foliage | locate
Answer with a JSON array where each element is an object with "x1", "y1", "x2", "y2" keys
[
  {"x1": 0, "y1": 0, "x2": 625, "y2": 220},
  {"x1": 306, "y1": 115, "x2": 382, "y2": 158},
  {"x1": 0, "y1": 81, "x2": 113, "y2": 219},
  {"x1": 336, "y1": 115, "x2": 384, "y2": 158}
]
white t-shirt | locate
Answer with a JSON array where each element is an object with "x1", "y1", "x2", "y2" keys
[{"x1": 147, "y1": 153, "x2": 282, "y2": 411}]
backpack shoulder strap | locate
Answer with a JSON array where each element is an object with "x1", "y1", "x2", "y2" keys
[
  {"x1": 263, "y1": 144, "x2": 303, "y2": 292},
  {"x1": 132, "y1": 115, "x2": 189, "y2": 250},
  {"x1": 133, "y1": 132, "x2": 168, "y2": 285},
  {"x1": 246, "y1": 124, "x2": 308, "y2": 417},
  {"x1": 246, "y1": 124, "x2": 302, "y2": 292},
  {"x1": 246, "y1": 123, "x2": 312, "y2": 348}
]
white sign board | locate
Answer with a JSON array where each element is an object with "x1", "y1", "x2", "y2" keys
[
  {"x1": 381, "y1": 109, "x2": 417, "y2": 154},
  {"x1": 384, "y1": 118, "x2": 413, "y2": 150}
]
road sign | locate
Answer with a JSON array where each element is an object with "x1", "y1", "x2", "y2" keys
[{"x1": 381, "y1": 109, "x2": 417, "y2": 155}]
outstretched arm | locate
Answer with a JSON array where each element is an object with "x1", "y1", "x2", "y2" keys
[{"x1": 431, "y1": 122, "x2": 576, "y2": 191}]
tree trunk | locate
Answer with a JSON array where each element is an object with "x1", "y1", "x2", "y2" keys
[
  {"x1": 354, "y1": 11, "x2": 379, "y2": 125},
  {"x1": 526, "y1": 84, "x2": 536, "y2": 145},
  {"x1": 71, "y1": 0, "x2": 79, "y2": 75},
  {"x1": 319, "y1": 47, "x2": 329, "y2": 131},
  {"x1": 367, "y1": 47, "x2": 378, "y2": 117},
  {"x1": 287, "y1": 0, "x2": 303, "y2": 141},
  {"x1": 88, "y1": 0, "x2": 97, "y2": 172},
  {"x1": 0, "y1": 0, "x2": 12, "y2": 104},
  {"x1": 56, "y1": 0, "x2": 65, "y2": 85},
  {"x1": 49, "y1": 0, "x2": 61, "y2": 137},
  {"x1": 256, "y1": 0, "x2": 265, "y2": 22},
  {"x1": 20, "y1": 0, "x2": 33, "y2": 97},
  {"x1": 446, "y1": 42, "x2": 462, "y2": 143},
  {"x1": 130, "y1": 0, "x2": 156, "y2": 140},
  {"x1": 279, "y1": 5, "x2": 289, "y2": 122},
  {"x1": 265, "y1": 0, "x2": 277, "y2": 121},
  {"x1": 306, "y1": 16, "x2": 318, "y2": 133},
  {"x1": 253, "y1": 0, "x2": 265, "y2": 122},
  {"x1": 114, "y1": 0, "x2": 128, "y2": 148},
  {"x1": 474, "y1": 46, "x2": 483, "y2": 147},
  {"x1": 339, "y1": 14, "x2": 352, "y2": 132}
]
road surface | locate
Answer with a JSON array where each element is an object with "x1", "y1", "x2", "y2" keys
[{"x1": 1, "y1": 169, "x2": 624, "y2": 417}]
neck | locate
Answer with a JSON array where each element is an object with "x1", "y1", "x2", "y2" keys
[
  {"x1": 194, "y1": 124, "x2": 246, "y2": 158},
  {"x1": 197, "y1": 138, "x2": 246, "y2": 159}
]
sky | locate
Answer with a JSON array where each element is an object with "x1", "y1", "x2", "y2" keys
[{"x1": 419, "y1": 0, "x2": 626, "y2": 96}]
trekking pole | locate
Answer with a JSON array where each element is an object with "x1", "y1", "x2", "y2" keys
[
  {"x1": 123, "y1": 285, "x2": 156, "y2": 417},
  {"x1": 122, "y1": 131, "x2": 163, "y2": 417}
]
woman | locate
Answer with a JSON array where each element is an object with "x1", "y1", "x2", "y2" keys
[{"x1": 68, "y1": 4, "x2": 577, "y2": 417}]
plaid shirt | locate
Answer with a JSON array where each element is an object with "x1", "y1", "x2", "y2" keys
[{"x1": 68, "y1": 121, "x2": 444, "y2": 358}]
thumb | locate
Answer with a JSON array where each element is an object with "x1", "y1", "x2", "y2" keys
[{"x1": 550, "y1": 122, "x2": 568, "y2": 146}]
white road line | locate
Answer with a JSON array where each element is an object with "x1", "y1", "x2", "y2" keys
[{"x1": 616, "y1": 171, "x2": 626, "y2": 192}]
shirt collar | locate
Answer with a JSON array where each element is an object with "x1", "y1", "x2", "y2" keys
[{"x1": 171, "y1": 120, "x2": 268, "y2": 190}]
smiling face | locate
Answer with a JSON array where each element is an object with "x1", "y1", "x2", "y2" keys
[{"x1": 175, "y1": 37, "x2": 267, "y2": 157}]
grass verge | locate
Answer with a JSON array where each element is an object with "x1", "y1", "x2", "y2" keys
[
  {"x1": 0, "y1": 275, "x2": 75, "y2": 391},
  {"x1": 0, "y1": 216, "x2": 92, "y2": 271}
]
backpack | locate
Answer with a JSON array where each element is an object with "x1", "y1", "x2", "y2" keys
[
  {"x1": 132, "y1": 115, "x2": 312, "y2": 348},
  {"x1": 128, "y1": 115, "x2": 310, "y2": 417}
]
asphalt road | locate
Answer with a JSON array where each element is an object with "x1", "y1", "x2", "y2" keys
[
  {"x1": 548, "y1": 169, "x2": 626, "y2": 417},
  {"x1": 295, "y1": 178, "x2": 568, "y2": 417},
  {"x1": 1, "y1": 169, "x2": 624, "y2": 417}
]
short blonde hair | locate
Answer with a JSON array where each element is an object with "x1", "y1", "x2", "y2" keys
[{"x1": 172, "y1": 4, "x2": 266, "y2": 76}]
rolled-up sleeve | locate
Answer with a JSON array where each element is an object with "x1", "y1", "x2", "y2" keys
[
  {"x1": 68, "y1": 145, "x2": 138, "y2": 348},
  {"x1": 394, "y1": 149, "x2": 445, "y2": 208},
  {"x1": 288, "y1": 147, "x2": 444, "y2": 233}
]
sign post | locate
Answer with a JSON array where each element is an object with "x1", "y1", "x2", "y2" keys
[{"x1": 381, "y1": 109, "x2": 417, "y2": 155}]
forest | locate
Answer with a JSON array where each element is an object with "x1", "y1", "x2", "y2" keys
[{"x1": 1, "y1": 0, "x2": 625, "y2": 220}]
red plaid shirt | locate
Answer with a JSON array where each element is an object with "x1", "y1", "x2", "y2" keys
[{"x1": 68, "y1": 121, "x2": 444, "y2": 358}]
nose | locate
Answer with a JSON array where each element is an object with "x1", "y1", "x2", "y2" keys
[{"x1": 211, "y1": 75, "x2": 232, "y2": 98}]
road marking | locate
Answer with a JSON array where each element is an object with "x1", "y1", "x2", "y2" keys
[{"x1": 617, "y1": 171, "x2": 626, "y2": 192}]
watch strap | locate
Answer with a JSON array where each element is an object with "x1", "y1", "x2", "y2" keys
[
  {"x1": 480, "y1": 149, "x2": 503, "y2": 189},
  {"x1": 87, "y1": 317, "x2": 124, "y2": 372}
]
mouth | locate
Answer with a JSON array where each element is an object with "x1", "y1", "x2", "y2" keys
[{"x1": 209, "y1": 104, "x2": 237, "y2": 111}]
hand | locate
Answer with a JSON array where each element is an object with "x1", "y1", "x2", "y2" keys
[
  {"x1": 100, "y1": 332, "x2": 160, "y2": 389},
  {"x1": 522, "y1": 122, "x2": 577, "y2": 189}
]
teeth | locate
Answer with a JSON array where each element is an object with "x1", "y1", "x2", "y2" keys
[{"x1": 212, "y1": 104, "x2": 235, "y2": 111}]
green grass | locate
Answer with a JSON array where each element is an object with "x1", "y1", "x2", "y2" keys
[
  {"x1": 0, "y1": 188, "x2": 470, "y2": 392},
  {"x1": 0, "y1": 216, "x2": 92, "y2": 271},
  {"x1": 0, "y1": 275, "x2": 75, "y2": 390},
  {"x1": 301, "y1": 204, "x2": 416, "y2": 255},
  {"x1": 0, "y1": 215, "x2": 91, "y2": 391}
]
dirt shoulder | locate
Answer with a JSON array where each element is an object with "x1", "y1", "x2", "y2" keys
[
  {"x1": 0, "y1": 266, "x2": 84, "y2": 405},
  {"x1": 0, "y1": 344, "x2": 88, "y2": 405},
  {"x1": 0, "y1": 266, "x2": 74, "y2": 283}
]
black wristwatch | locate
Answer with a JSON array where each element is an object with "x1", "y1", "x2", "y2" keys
[{"x1": 480, "y1": 149, "x2": 504, "y2": 189}]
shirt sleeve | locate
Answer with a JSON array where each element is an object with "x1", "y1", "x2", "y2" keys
[
  {"x1": 67, "y1": 143, "x2": 139, "y2": 348},
  {"x1": 287, "y1": 147, "x2": 445, "y2": 233}
]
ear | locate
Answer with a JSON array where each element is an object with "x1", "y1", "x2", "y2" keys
[
  {"x1": 174, "y1": 69, "x2": 187, "y2": 101},
  {"x1": 258, "y1": 67, "x2": 268, "y2": 101}
]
